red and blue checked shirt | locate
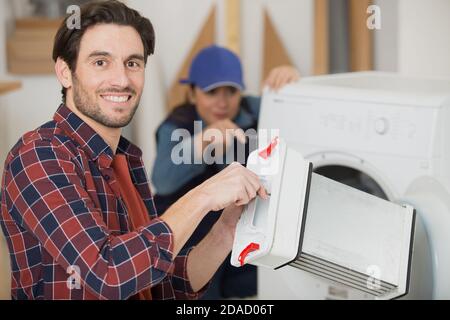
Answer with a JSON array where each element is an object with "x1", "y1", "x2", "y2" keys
[{"x1": 0, "y1": 104, "x2": 205, "y2": 300}]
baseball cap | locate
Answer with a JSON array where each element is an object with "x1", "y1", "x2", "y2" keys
[{"x1": 180, "y1": 45, "x2": 245, "y2": 92}]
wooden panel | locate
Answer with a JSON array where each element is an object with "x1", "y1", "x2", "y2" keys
[
  {"x1": 0, "y1": 232, "x2": 11, "y2": 300},
  {"x1": 0, "y1": 81, "x2": 22, "y2": 96},
  {"x1": 167, "y1": 6, "x2": 216, "y2": 111},
  {"x1": 225, "y1": 0, "x2": 241, "y2": 56},
  {"x1": 7, "y1": 19, "x2": 61, "y2": 75},
  {"x1": 15, "y1": 18, "x2": 63, "y2": 29},
  {"x1": 262, "y1": 9, "x2": 294, "y2": 83},
  {"x1": 349, "y1": 0, "x2": 373, "y2": 71},
  {"x1": 313, "y1": 0, "x2": 329, "y2": 75}
]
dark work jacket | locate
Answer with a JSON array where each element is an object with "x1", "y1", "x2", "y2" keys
[{"x1": 152, "y1": 96, "x2": 260, "y2": 298}]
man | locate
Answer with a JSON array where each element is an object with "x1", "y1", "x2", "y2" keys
[
  {"x1": 152, "y1": 45, "x2": 299, "y2": 299},
  {"x1": 0, "y1": 0, "x2": 267, "y2": 300}
]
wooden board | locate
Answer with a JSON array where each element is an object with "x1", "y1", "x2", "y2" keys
[
  {"x1": 15, "y1": 18, "x2": 63, "y2": 29},
  {"x1": 313, "y1": 0, "x2": 329, "y2": 75},
  {"x1": 7, "y1": 19, "x2": 61, "y2": 75},
  {"x1": 167, "y1": 6, "x2": 216, "y2": 111},
  {"x1": 349, "y1": 0, "x2": 373, "y2": 71},
  {"x1": 0, "y1": 81, "x2": 22, "y2": 96},
  {"x1": 225, "y1": 0, "x2": 241, "y2": 56},
  {"x1": 262, "y1": 9, "x2": 294, "y2": 84},
  {"x1": 0, "y1": 232, "x2": 11, "y2": 300}
]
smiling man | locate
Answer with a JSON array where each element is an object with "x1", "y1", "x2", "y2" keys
[{"x1": 0, "y1": 0, "x2": 267, "y2": 300}]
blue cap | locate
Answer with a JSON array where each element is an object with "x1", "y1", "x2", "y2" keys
[{"x1": 180, "y1": 45, "x2": 245, "y2": 92}]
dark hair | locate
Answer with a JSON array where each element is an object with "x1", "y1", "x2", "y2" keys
[{"x1": 52, "y1": 0, "x2": 155, "y2": 102}]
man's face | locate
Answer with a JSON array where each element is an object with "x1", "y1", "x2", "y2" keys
[
  {"x1": 70, "y1": 24, "x2": 145, "y2": 128},
  {"x1": 193, "y1": 86, "x2": 242, "y2": 125}
]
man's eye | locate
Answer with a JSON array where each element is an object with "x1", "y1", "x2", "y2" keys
[
  {"x1": 95, "y1": 60, "x2": 106, "y2": 67},
  {"x1": 127, "y1": 61, "x2": 140, "y2": 68}
]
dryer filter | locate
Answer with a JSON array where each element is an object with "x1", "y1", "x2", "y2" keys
[{"x1": 231, "y1": 138, "x2": 415, "y2": 299}]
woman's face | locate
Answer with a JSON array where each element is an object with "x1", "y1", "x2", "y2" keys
[{"x1": 192, "y1": 86, "x2": 242, "y2": 125}]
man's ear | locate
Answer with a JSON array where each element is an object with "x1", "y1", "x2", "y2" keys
[{"x1": 55, "y1": 57, "x2": 73, "y2": 90}]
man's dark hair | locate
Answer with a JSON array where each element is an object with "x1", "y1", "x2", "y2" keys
[{"x1": 52, "y1": 0, "x2": 155, "y2": 103}]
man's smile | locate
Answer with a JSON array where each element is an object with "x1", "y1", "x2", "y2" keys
[{"x1": 100, "y1": 93, "x2": 133, "y2": 105}]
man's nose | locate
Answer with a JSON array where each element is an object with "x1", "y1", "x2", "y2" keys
[{"x1": 109, "y1": 64, "x2": 131, "y2": 88}]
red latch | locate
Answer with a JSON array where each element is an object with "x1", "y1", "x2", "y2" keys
[
  {"x1": 238, "y1": 242, "x2": 260, "y2": 266},
  {"x1": 258, "y1": 137, "x2": 279, "y2": 159}
]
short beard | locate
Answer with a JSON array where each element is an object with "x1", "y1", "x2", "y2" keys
[{"x1": 72, "y1": 74, "x2": 140, "y2": 128}]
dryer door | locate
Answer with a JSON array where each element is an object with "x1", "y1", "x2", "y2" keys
[{"x1": 401, "y1": 176, "x2": 450, "y2": 299}]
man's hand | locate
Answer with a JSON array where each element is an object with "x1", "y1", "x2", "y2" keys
[
  {"x1": 193, "y1": 119, "x2": 246, "y2": 159},
  {"x1": 263, "y1": 65, "x2": 300, "y2": 91},
  {"x1": 183, "y1": 167, "x2": 267, "y2": 293},
  {"x1": 195, "y1": 162, "x2": 269, "y2": 212}
]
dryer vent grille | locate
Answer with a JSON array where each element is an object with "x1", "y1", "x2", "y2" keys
[
  {"x1": 289, "y1": 254, "x2": 396, "y2": 296},
  {"x1": 284, "y1": 173, "x2": 414, "y2": 299}
]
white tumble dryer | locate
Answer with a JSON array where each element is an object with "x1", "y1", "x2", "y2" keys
[{"x1": 255, "y1": 72, "x2": 450, "y2": 300}]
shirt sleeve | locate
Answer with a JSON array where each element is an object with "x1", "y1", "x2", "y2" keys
[
  {"x1": 3, "y1": 138, "x2": 177, "y2": 300},
  {"x1": 151, "y1": 246, "x2": 210, "y2": 300},
  {"x1": 151, "y1": 122, "x2": 207, "y2": 196}
]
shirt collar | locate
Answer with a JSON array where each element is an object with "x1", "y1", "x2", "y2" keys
[{"x1": 53, "y1": 104, "x2": 142, "y2": 166}]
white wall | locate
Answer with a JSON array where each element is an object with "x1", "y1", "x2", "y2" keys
[
  {"x1": 241, "y1": 0, "x2": 314, "y2": 92},
  {"x1": 398, "y1": 0, "x2": 450, "y2": 76},
  {"x1": 0, "y1": 0, "x2": 8, "y2": 76},
  {"x1": 373, "y1": 0, "x2": 398, "y2": 72}
]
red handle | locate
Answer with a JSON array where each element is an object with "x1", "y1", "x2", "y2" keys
[
  {"x1": 238, "y1": 242, "x2": 260, "y2": 266},
  {"x1": 258, "y1": 137, "x2": 279, "y2": 159}
]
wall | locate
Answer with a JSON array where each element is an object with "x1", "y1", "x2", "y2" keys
[
  {"x1": 373, "y1": 0, "x2": 398, "y2": 72},
  {"x1": 398, "y1": 0, "x2": 450, "y2": 76}
]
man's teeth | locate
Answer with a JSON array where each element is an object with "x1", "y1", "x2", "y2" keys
[{"x1": 103, "y1": 95, "x2": 129, "y2": 103}]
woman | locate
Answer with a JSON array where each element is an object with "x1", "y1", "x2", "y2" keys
[{"x1": 152, "y1": 45, "x2": 299, "y2": 299}]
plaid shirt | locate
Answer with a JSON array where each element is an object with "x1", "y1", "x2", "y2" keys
[{"x1": 0, "y1": 104, "x2": 203, "y2": 300}]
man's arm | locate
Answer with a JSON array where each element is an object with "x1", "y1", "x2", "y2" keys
[
  {"x1": 160, "y1": 162, "x2": 268, "y2": 258},
  {"x1": 3, "y1": 138, "x2": 178, "y2": 299},
  {"x1": 185, "y1": 205, "x2": 243, "y2": 292}
]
